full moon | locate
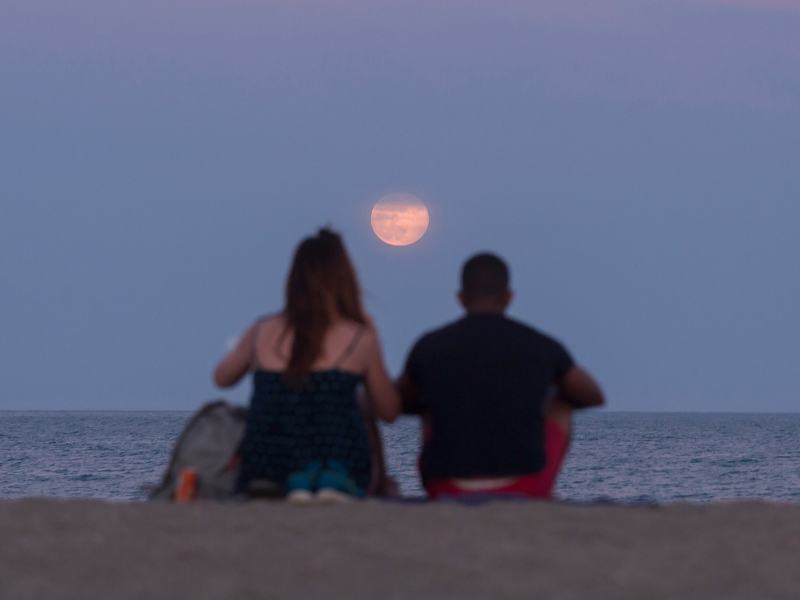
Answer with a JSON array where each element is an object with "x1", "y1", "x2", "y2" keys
[{"x1": 370, "y1": 193, "x2": 430, "y2": 247}]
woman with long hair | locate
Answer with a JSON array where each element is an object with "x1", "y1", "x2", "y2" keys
[{"x1": 213, "y1": 228, "x2": 400, "y2": 501}]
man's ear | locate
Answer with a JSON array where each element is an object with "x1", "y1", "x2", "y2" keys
[
  {"x1": 502, "y1": 290, "x2": 514, "y2": 309},
  {"x1": 457, "y1": 291, "x2": 467, "y2": 309}
]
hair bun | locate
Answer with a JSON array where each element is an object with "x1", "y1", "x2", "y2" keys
[{"x1": 317, "y1": 227, "x2": 339, "y2": 240}]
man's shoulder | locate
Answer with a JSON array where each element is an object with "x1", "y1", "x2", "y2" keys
[
  {"x1": 417, "y1": 317, "x2": 462, "y2": 340},
  {"x1": 502, "y1": 315, "x2": 567, "y2": 349},
  {"x1": 411, "y1": 314, "x2": 567, "y2": 351},
  {"x1": 407, "y1": 317, "x2": 468, "y2": 351}
]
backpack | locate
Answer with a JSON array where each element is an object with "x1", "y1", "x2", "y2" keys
[{"x1": 150, "y1": 400, "x2": 246, "y2": 501}]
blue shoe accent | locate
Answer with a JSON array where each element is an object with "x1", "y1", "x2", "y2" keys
[
  {"x1": 286, "y1": 460, "x2": 323, "y2": 494},
  {"x1": 286, "y1": 472, "x2": 312, "y2": 493},
  {"x1": 317, "y1": 460, "x2": 366, "y2": 499}
]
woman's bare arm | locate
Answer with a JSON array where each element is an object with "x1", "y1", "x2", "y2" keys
[
  {"x1": 362, "y1": 328, "x2": 401, "y2": 422},
  {"x1": 213, "y1": 322, "x2": 258, "y2": 388}
]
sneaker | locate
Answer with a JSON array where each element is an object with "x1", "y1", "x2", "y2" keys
[
  {"x1": 286, "y1": 461, "x2": 322, "y2": 505},
  {"x1": 316, "y1": 460, "x2": 365, "y2": 503}
]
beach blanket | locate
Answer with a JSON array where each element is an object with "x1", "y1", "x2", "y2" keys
[{"x1": 150, "y1": 400, "x2": 246, "y2": 501}]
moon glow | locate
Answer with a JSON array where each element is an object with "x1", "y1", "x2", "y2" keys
[{"x1": 370, "y1": 193, "x2": 430, "y2": 247}]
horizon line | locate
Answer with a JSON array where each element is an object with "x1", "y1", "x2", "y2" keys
[{"x1": 1, "y1": 409, "x2": 799, "y2": 415}]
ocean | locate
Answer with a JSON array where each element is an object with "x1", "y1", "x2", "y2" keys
[{"x1": 1, "y1": 411, "x2": 798, "y2": 503}]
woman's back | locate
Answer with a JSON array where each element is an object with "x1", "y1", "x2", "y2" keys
[
  {"x1": 241, "y1": 317, "x2": 373, "y2": 495},
  {"x1": 233, "y1": 314, "x2": 397, "y2": 497},
  {"x1": 253, "y1": 315, "x2": 369, "y2": 376}
]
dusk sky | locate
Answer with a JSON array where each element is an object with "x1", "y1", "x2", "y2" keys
[{"x1": 2, "y1": 0, "x2": 798, "y2": 411}]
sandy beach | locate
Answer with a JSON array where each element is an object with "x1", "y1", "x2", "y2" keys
[{"x1": 2, "y1": 499, "x2": 798, "y2": 599}]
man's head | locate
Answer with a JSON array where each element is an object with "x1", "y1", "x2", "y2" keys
[{"x1": 458, "y1": 253, "x2": 513, "y2": 313}]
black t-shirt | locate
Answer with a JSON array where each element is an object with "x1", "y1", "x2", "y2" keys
[{"x1": 403, "y1": 312, "x2": 574, "y2": 481}]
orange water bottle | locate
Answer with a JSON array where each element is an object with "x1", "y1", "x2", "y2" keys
[{"x1": 175, "y1": 468, "x2": 198, "y2": 502}]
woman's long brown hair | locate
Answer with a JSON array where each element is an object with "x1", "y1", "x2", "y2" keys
[{"x1": 283, "y1": 228, "x2": 367, "y2": 386}]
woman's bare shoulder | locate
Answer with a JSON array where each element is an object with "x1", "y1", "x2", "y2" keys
[
  {"x1": 251, "y1": 312, "x2": 286, "y2": 340},
  {"x1": 336, "y1": 317, "x2": 376, "y2": 339},
  {"x1": 255, "y1": 311, "x2": 283, "y2": 324},
  {"x1": 348, "y1": 319, "x2": 383, "y2": 356}
]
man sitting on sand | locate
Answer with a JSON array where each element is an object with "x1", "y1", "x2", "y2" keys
[{"x1": 397, "y1": 253, "x2": 604, "y2": 499}]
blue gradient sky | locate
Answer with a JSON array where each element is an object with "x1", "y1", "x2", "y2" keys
[{"x1": 2, "y1": 0, "x2": 798, "y2": 410}]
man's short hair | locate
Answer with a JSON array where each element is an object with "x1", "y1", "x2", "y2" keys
[{"x1": 461, "y1": 253, "x2": 510, "y2": 301}]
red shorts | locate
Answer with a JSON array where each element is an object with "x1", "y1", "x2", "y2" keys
[{"x1": 424, "y1": 418, "x2": 570, "y2": 500}]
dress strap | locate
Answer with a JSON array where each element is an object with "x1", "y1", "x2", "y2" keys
[{"x1": 333, "y1": 326, "x2": 366, "y2": 368}]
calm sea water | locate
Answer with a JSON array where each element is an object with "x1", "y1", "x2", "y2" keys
[{"x1": 1, "y1": 411, "x2": 798, "y2": 503}]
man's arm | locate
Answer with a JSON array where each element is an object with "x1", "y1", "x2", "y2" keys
[
  {"x1": 396, "y1": 337, "x2": 427, "y2": 415},
  {"x1": 397, "y1": 373, "x2": 424, "y2": 415},
  {"x1": 557, "y1": 366, "x2": 605, "y2": 409}
]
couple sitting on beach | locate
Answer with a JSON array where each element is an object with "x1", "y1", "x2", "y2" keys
[{"x1": 214, "y1": 228, "x2": 604, "y2": 502}]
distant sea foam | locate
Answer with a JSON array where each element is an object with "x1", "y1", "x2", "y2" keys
[{"x1": 1, "y1": 411, "x2": 798, "y2": 503}]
